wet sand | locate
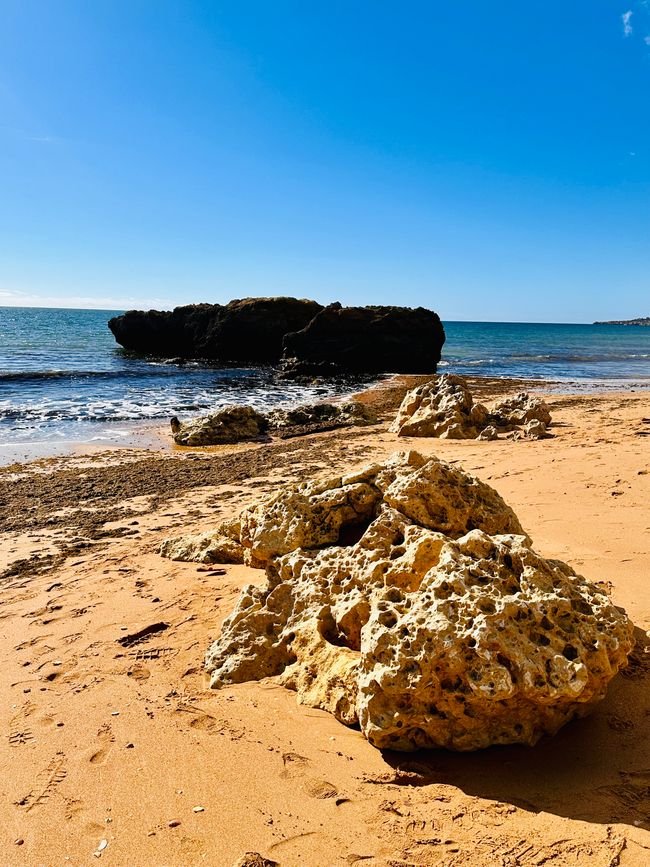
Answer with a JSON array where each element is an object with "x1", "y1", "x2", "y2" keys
[{"x1": 1, "y1": 376, "x2": 649, "y2": 866}]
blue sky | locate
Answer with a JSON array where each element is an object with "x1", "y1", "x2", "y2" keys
[{"x1": 1, "y1": 1, "x2": 649, "y2": 321}]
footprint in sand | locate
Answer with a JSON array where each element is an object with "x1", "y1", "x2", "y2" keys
[
  {"x1": 9, "y1": 729, "x2": 35, "y2": 747},
  {"x1": 16, "y1": 752, "x2": 67, "y2": 811},
  {"x1": 89, "y1": 724, "x2": 115, "y2": 765},
  {"x1": 10, "y1": 701, "x2": 37, "y2": 745},
  {"x1": 280, "y1": 752, "x2": 339, "y2": 800}
]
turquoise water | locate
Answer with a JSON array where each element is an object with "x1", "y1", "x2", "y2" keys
[
  {"x1": 1, "y1": 307, "x2": 649, "y2": 455},
  {"x1": 442, "y1": 320, "x2": 650, "y2": 381}
]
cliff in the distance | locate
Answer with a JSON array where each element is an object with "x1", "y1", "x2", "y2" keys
[
  {"x1": 108, "y1": 297, "x2": 446, "y2": 375},
  {"x1": 594, "y1": 317, "x2": 650, "y2": 326}
]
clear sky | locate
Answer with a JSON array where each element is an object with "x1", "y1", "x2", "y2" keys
[{"x1": 1, "y1": 1, "x2": 649, "y2": 321}]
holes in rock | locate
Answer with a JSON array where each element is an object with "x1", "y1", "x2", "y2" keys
[
  {"x1": 378, "y1": 611, "x2": 398, "y2": 629},
  {"x1": 389, "y1": 547, "x2": 406, "y2": 560},
  {"x1": 571, "y1": 599, "x2": 593, "y2": 616},
  {"x1": 318, "y1": 604, "x2": 369, "y2": 652},
  {"x1": 540, "y1": 616, "x2": 553, "y2": 631},
  {"x1": 496, "y1": 653, "x2": 512, "y2": 672},
  {"x1": 385, "y1": 588, "x2": 403, "y2": 604},
  {"x1": 429, "y1": 706, "x2": 448, "y2": 720},
  {"x1": 503, "y1": 554, "x2": 513, "y2": 570},
  {"x1": 319, "y1": 610, "x2": 352, "y2": 649},
  {"x1": 562, "y1": 644, "x2": 578, "y2": 661},
  {"x1": 440, "y1": 676, "x2": 462, "y2": 692},
  {"x1": 337, "y1": 518, "x2": 373, "y2": 547}
]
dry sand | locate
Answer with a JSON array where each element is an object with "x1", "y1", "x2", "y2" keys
[{"x1": 1, "y1": 376, "x2": 649, "y2": 866}]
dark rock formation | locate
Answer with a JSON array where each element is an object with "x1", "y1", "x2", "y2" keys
[
  {"x1": 280, "y1": 303, "x2": 445, "y2": 375},
  {"x1": 108, "y1": 297, "x2": 323, "y2": 363},
  {"x1": 108, "y1": 297, "x2": 446, "y2": 375}
]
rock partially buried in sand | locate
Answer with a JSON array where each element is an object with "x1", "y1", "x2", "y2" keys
[
  {"x1": 199, "y1": 451, "x2": 633, "y2": 751},
  {"x1": 524, "y1": 419, "x2": 550, "y2": 440},
  {"x1": 231, "y1": 854, "x2": 277, "y2": 867},
  {"x1": 171, "y1": 406, "x2": 269, "y2": 446},
  {"x1": 159, "y1": 530, "x2": 245, "y2": 564},
  {"x1": 391, "y1": 375, "x2": 553, "y2": 441},
  {"x1": 492, "y1": 392, "x2": 552, "y2": 427}
]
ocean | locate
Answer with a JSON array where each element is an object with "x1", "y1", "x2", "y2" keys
[{"x1": 1, "y1": 306, "x2": 649, "y2": 461}]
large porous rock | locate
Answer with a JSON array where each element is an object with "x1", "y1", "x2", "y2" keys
[
  {"x1": 200, "y1": 451, "x2": 632, "y2": 750},
  {"x1": 280, "y1": 303, "x2": 446, "y2": 376},
  {"x1": 492, "y1": 392, "x2": 552, "y2": 427},
  {"x1": 171, "y1": 405, "x2": 268, "y2": 445},
  {"x1": 392, "y1": 376, "x2": 553, "y2": 441},
  {"x1": 234, "y1": 451, "x2": 523, "y2": 566},
  {"x1": 390, "y1": 374, "x2": 489, "y2": 439},
  {"x1": 108, "y1": 297, "x2": 323, "y2": 362}
]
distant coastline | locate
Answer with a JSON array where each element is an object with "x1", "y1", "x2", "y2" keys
[{"x1": 594, "y1": 317, "x2": 650, "y2": 326}]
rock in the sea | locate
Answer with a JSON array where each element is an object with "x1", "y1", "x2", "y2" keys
[
  {"x1": 171, "y1": 406, "x2": 268, "y2": 446},
  {"x1": 108, "y1": 297, "x2": 446, "y2": 375},
  {"x1": 199, "y1": 451, "x2": 632, "y2": 751},
  {"x1": 108, "y1": 297, "x2": 323, "y2": 362},
  {"x1": 492, "y1": 392, "x2": 552, "y2": 427},
  {"x1": 392, "y1": 375, "x2": 553, "y2": 441},
  {"x1": 280, "y1": 302, "x2": 446, "y2": 376},
  {"x1": 390, "y1": 374, "x2": 489, "y2": 439}
]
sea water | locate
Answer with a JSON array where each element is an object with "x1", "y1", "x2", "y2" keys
[{"x1": 1, "y1": 307, "x2": 649, "y2": 460}]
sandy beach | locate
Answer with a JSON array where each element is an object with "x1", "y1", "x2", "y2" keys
[{"x1": 1, "y1": 375, "x2": 650, "y2": 867}]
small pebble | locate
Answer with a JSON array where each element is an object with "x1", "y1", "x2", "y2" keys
[
  {"x1": 192, "y1": 806, "x2": 205, "y2": 813},
  {"x1": 15, "y1": 839, "x2": 24, "y2": 846},
  {"x1": 111, "y1": 711, "x2": 120, "y2": 716},
  {"x1": 98, "y1": 840, "x2": 108, "y2": 851},
  {"x1": 53, "y1": 660, "x2": 62, "y2": 666},
  {"x1": 125, "y1": 742, "x2": 135, "y2": 749},
  {"x1": 168, "y1": 820, "x2": 181, "y2": 828}
]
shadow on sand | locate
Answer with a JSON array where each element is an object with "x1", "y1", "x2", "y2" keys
[{"x1": 380, "y1": 626, "x2": 650, "y2": 829}]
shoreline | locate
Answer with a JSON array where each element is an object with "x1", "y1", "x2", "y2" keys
[
  {"x1": 1, "y1": 374, "x2": 650, "y2": 864},
  {"x1": 3, "y1": 370, "x2": 650, "y2": 468}
]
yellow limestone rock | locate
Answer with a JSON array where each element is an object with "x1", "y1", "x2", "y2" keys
[
  {"x1": 391, "y1": 374, "x2": 489, "y2": 439},
  {"x1": 392, "y1": 374, "x2": 553, "y2": 441},
  {"x1": 159, "y1": 530, "x2": 245, "y2": 565},
  {"x1": 200, "y1": 451, "x2": 633, "y2": 751}
]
